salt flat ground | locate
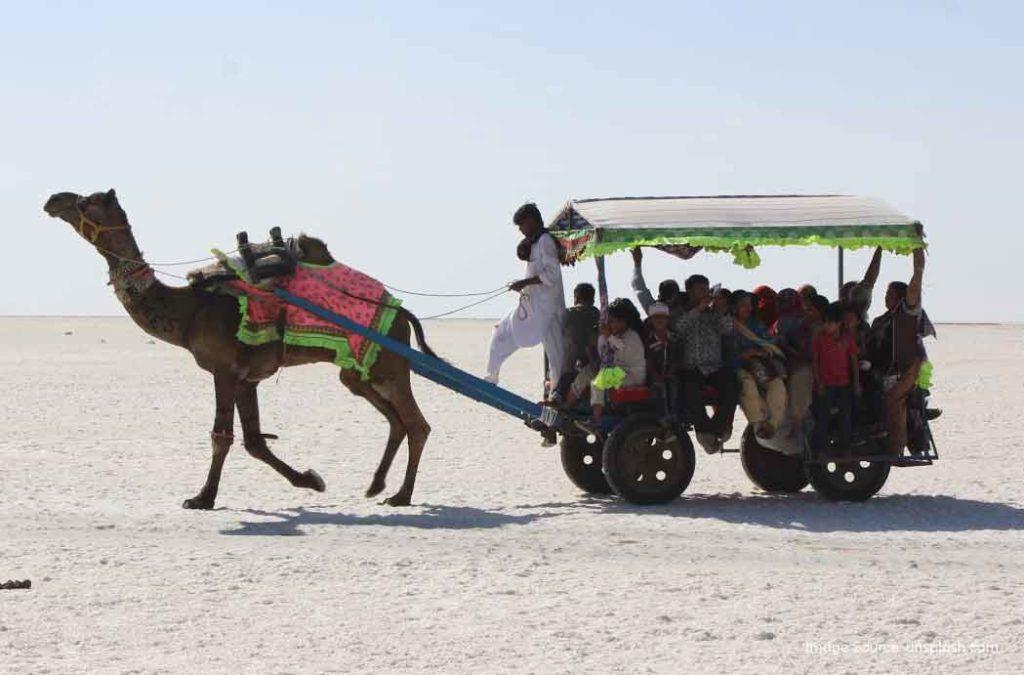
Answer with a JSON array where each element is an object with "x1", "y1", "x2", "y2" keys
[{"x1": 1, "y1": 318, "x2": 1022, "y2": 674}]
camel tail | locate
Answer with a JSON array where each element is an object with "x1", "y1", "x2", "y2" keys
[{"x1": 397, "y1": 307, "x2": 441, "y2": 360}]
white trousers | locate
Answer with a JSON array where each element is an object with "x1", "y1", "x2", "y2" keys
[{"x1": 485, "y1": 313, "x2": 565, "y2": 384}]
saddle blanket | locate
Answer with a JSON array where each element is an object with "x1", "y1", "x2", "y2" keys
[{"x1": 227, "y1": 262, "x2": 400, "y2": 379}]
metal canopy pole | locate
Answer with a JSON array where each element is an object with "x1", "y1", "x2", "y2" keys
[
  {"x1": 594, "y1": 222, "x2": 609, "y2": 314},
  {"x1": 595, "y1": 255, "x2": 608, "y2": 313},
  {"x1": 837, "y1": 247, "x2": 845, "y2": 296}
]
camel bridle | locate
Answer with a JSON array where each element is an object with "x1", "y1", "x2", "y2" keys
[
  {"x1": 75, "y1": 203, "x2": 131, "y2": 244},
  {"x1": 71, "y1": 201, "x2": 154, "y2": 297}
]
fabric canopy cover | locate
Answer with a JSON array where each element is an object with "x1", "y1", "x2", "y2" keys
[{"x1": 548, "y1": 195, "x2": 926, "y2": 268}]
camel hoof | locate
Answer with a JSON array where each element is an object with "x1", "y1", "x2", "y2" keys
[
  {"x1": 304, "y1": 469, "x2": 326, "y2": 492},
  {"x1": 182, "y1": 496, "x2": 215, "y2": 510},
  {"x1": 365, "y1": 477, "x2": 386, "y2": 499},
  {"x1": 382, "y1": 494, "x2": 411, "y2": 507}
]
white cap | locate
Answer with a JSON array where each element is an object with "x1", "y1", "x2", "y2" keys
[{"x1": 649, "y1": 302, "x2": 670, "y2": 317}]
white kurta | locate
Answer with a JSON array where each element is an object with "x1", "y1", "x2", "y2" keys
[{"x1": 485, "y1": 232, "x2": 567, "y2": 383}]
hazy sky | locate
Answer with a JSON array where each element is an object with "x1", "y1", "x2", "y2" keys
[{"x1": 3, "y1": 1, "x2": 1021, "y2": 321}]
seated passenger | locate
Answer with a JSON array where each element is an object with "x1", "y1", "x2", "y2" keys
[
  {"x1": 565, "y1": 298, "x2": 646, "y2": 427},
  {"x1": 783, "y1": 293, "x2": 827, "y2": 431},
  {"x1": 840, "y1": 247, "x2": 883, "y2": 318},
  {"x1": 865, "y1": 248, "x2": 932, "y2": 456},
  {"x1": 843, "y1": 303, "x2": 868, "y2": 355},
  {"x1": 714, "y1": 287, "x2": 737, "y2": 376},
  {"x1": 554, "y1": 282, "x2": 600, "y2": 402},
  {"x1": 811, "y1": 302, "x2": 861, "y2": 455},
  {"x1": 673, "y1": 274, "x2": 738, "y2": 452},
  {"x1": 843, "y1": 302, "x2": 872, "y2": 429},
  {"x1": 644, "y1": 302, "x2": 683, "y2": 416},
  {"x1": 772, "y1": 288, "x2": 801, "y2": 337},
  {"x1": 797, "y1": 284, "x2": 818, "y2": 311},
  {"x1": 753, "y1": 285, "x2": 779, "y2": 327},
  {"x1": 712, "y1": 286, "x2": 733, "y2": 315},
  {"x1": 630, "y1": 247, "x2": 684, "y2": 316},
  {"x1": 732, "y1": 291, "x2": 788, "y2": 439}
]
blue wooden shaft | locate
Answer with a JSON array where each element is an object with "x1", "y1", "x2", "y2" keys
[{"x1": 273, "y1": 289, "x2": 544, "y2": 423}]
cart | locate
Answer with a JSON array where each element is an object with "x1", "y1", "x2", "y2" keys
[{"x1": 276, "y1": 194, "x2": 938, "y2": 505}]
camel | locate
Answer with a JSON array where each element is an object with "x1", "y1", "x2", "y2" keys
[{"x1": 43, "y1": 189, "x2": 433, "y2": 508}]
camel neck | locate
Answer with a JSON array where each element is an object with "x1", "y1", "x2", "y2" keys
[{"x1": 100, "y1": 235, "x2": 198, "y2": 349}]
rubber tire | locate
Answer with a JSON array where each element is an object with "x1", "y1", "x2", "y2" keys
[
  {"x1": 807, "y1": 459, "x2": 890, "y2": 502},
  {"x1": 560, "y1": 434, "x2": 612, "y2": 495},
  {"x1": 603, "y1": 414, "x2": 696, "y2": 505},
  {"x1": 740, "y1": 425, "x2": 809, "y2": 493}
]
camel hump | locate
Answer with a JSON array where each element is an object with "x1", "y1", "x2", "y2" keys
[{"x1": 297, "y1": 234, "x2": 334, "y2": 265}]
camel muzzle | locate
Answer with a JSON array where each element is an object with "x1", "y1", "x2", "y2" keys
[{"x1": 44, "y1": 192, "x2": 79, "y2": 217}]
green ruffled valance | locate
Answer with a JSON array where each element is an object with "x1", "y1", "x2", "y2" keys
[{"x1": 552, "y1": 224, "x2": 925, "y2": 269}]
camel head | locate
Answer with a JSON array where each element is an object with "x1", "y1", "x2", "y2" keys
[{"x1": 44, "y1": 189, "x2": 140, "y2": 260}]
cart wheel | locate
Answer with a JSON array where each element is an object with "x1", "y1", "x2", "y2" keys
[
  {"x1": 603, "y1": 414, "x2": 695, "y2": 505},
  {"x1": 740, "y1": 425, "x2": 809, "y2": 493},
  {"x1": 807, "y1": 458, "x2": 890, "y2": 502},
  {"x1": 560, "y1": 434, "x2": 612, "y2": 495}
]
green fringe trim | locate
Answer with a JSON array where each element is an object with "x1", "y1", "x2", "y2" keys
[
  {"x1": 592, "y1": 366, "x2": 626, "y2": 391},
  {"x1": 234, "y1": 293, "x2": 402, "y2": 381},
  {"x1": 235, "y1": 296, "x2": 281, "y2": 343},
  {"x1": 916, "y1": 360, "x2": 934, "y2": 390},
  {"x1": 553, "y1": 227, "x2": 926, "y2": 267}
]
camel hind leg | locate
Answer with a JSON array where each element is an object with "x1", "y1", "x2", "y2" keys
[
  {"x1": 372, "y1": 368, "x2": 430, "y2": 507},
  {"x1": 340, "y1": 370, "x2": 407, "y2": 498}
]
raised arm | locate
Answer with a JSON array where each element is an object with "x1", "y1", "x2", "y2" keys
[
  {"x1": 906, "y1": 247, "x2": 925, "y2": 309},
  {"x1": 630, "y1": 247, "x2": 655, "y2": 313},
  {"x1": 862, "y1": 246, "x2": 883, "y2": 288}
]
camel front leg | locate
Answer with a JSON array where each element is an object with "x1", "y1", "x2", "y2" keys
[
  {"x1": 183, "y1": 372, "x2": 237, "y2": 510},
  {"x1": 237, "y1": 381, "x2": 325, "y2": 493}
]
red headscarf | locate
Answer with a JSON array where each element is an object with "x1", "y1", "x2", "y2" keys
[{"x1": 753, "y1": 285, "x2": 778, "y2": 327}]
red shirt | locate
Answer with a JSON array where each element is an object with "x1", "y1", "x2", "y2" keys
[{"x1": 813, "y1": 331, "x2": 858, "y2": 387}]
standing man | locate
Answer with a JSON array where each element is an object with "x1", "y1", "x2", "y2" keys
[{"x1": 485, "y1": 202, "x2": 567, "y2": 385}]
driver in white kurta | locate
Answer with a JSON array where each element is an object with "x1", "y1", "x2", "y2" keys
[{"x1": 485, "y1": 203, "x2": 567, "y2": 385}]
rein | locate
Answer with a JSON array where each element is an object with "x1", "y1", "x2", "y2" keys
[{"x1": 70, "y1": 205, "x2": 209, "y2": 282}]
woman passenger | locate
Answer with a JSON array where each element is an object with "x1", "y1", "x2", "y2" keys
[
  {"x1": 797, "y1": 284, "x2": 818, "y2": 311},
  {"x1": 732, "y1": 291, "x2": 788, "y2": 439},
  {"x1": 785, "y1": 293, "x2": 828, "y2": 433},
  {"x1": 753, "y1": 285, "x2": 779, "y2": 327}
]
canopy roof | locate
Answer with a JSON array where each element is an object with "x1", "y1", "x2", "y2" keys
[{"x1": 548, "y1": 194, "x2": 925, "y2": 268}]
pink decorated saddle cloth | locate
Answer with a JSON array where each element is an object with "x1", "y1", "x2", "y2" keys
[{"x1": 227, "y1": 262, "x2": 400, "y2": 378}]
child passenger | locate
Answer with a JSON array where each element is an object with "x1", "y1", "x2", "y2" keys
[
  {"x1": 811, "y1": 302, "x2": 861, "y2": 455},
  {"x1": 565, "y1": 298, "x2": 646, "y2": 428},
  {"x1": 645, "y1": 302, "x2": 682, "y2": 416}
]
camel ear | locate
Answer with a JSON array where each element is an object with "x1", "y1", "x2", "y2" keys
[{"x1": 106, "y1": 189, "x2": 117, "y2": 201}]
